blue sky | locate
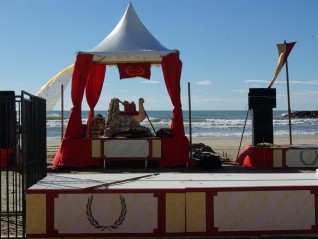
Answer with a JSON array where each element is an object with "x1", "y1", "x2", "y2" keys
[{"x1": 1, "y1": 0, "x2": 317, "y2": 111}]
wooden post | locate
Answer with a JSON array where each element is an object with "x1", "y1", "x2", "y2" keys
[
  {"x1": 61, "y1": 84, "x2": 64, "y2": 142},
  {"x1": 188, "y1": 82, "x2": 192, "y2": 162},
  {"x1": 284, "y1": 40, "x2": 293, "y2": 145}
]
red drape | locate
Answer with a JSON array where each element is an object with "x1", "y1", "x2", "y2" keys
[
  {"x1": 160, "y1": 53, "x2": 190, "y2": 167},
  {"x1": 53, "y1": 53, "x2": 97, "y2": 168},
  {"x1": 64, "y1": 54, "x2": 93, "y2": 139},
  {"x1": 86, "y1": 64, "x2": 106, "y2": 136},
  {"x1": 162, "y1": 53, "x2": 184, "y2": 135},
  {"x1": 53, "y1": 138, "x2": 102, "y2": 168},
  {"x1": 236, "y1": 145, "x2": 274, "y2": 169},
  {"x1": 53, "y1": 52, "x2": 190, "y2": 169}
]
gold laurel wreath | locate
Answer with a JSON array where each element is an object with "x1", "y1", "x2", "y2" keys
[
  {"x1": 125, "y1": 65, "x2": 145, "y2": 76},
  {"x1": 86, "y1": 194, "x2": 127, "y2": 231}
]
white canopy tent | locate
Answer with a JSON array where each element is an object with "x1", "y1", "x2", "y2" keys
[
  {"x1": 53, "y1": 2, "x2": 190, "y2": 168},
  {"x1": 36, "y1": 3, "x2": 178, "y2": 111},
  {"x1": 82, "y1": 2, "x2": 178, "y2": 64}
]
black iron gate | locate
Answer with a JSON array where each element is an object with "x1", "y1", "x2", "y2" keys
[{"x1": 1, "y1": 91, "x2": 46, "y2": 239}]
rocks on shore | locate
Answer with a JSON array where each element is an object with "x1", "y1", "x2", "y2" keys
[{"x1": 284, "y1": 111, "x2": 318, "y2": 118}]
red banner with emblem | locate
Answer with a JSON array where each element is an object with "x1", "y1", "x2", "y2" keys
[{"x1": 117, "y1": 63, "x2": 151, "y2": 79}]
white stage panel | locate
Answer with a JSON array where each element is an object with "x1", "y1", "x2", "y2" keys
[
  {"x1": 213, "y1": 190, "x2": 315, "y2": 231},
  {"x1": 104, "y1": 140, "x2": 149, "y2": 158}
]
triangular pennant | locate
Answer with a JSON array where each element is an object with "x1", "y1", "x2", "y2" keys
[{"x1": 268, "y1": 41, "x2": 296, "y2": 88}]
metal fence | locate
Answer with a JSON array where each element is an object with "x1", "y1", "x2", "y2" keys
[{"x1": 1, "y1": 91, "x2": 46, "y2": 239}]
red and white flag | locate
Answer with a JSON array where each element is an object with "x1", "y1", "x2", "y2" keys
[{"x1": 268, "y1": 42, "x2": 296, "y2": 88}]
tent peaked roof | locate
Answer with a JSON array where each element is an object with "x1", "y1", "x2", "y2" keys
[{"x1": 82, "y1": 2, "x2": 178, "y2": 64}]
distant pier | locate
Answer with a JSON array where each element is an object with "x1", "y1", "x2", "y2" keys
[{"x1": 284, "y1": 111, "x2": 318, "y2": 118}]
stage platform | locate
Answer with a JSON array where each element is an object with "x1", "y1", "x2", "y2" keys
[
  {"x1": 237, "y1": 144, "x2": 318, "y2": 169},
  {"x1": 26, "y1": 169, "x2": 318, "y2": 238}
]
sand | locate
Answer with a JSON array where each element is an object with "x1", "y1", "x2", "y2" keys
[{"x1": 193, "y1": 136, "x2": 318, "y2": 161}]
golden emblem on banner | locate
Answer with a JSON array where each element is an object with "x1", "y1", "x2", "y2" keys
[{"x1": 125, "y1": 65, "x2": 145, "y2": 76}]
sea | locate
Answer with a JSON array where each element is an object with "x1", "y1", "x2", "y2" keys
[{"x1": 46, "y1": 110, "x2": 318, "y2": 142}]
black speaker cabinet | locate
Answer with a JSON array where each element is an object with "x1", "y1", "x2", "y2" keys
[
  {"x1": 0, "y1": 91, "x2": 16, "y2": 148},
  {"x1": 252, "y1": 108, "x2": 273, "y2": 146},
  {"x1": 248, "y1": 88, "x2": 276, "y2": 146},
  {"x1": 248, "y1": 88, "x2": 276, "y2": 109}
]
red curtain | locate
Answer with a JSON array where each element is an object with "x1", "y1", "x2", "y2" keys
[
  {"x1": 53, "y1": 53, "x2": 94, "y2": 167},
  {"x1": 162, "y1": 53, "x2": 184, "y2": 135},
  {"x1": 64, "y1": 54, "x2": 93, "y2": 139},
  {"x1": 236, "y1": 145, "x2": 274, "y2": 169},
  {"x1": 161, "y1": 53, "x2": 189, "y2": 167},
  {"x1": 53, "y1": 52, "x2": 190, "y2": 168},
  {"x1": 86, "y1": 64, "x2": 106, "y2": 136}
]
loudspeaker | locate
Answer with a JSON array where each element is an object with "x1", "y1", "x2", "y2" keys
[
  {"x1": 248, "y1": 88, "x2": 276, "y2": 109},
  {"x1": 248, "y1": 88, "x2": 276, "y2": 146},
  {"x1": 252, "y1": 108, "x2": 273, "y2": 146},
  {"x1": 0, "y1": 91, "x2": 16, "y2": 148}
]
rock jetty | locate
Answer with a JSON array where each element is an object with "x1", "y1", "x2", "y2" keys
[{"x1": 284, "y1": 111, "x2": 318, "y2": 118}]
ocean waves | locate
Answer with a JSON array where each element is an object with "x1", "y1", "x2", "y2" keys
[{"x1": 46, "y1": 111, "x2": 318, "y2": 139}]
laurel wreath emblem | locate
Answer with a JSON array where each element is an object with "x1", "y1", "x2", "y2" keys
[
  {"x1": 300, "y1": 150, "x2": 318, "y2": 166},
  {"x1": 125, "y1": 65, "x2": 145, "y2": 76},
  {"x1": 86, "y1": 194, "x2": 127, "y2": 231}
]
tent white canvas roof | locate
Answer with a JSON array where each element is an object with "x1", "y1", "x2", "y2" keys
[
  {"x1": 81, "y1": 2, "x2": 178, "y2": 64},
  {"x1": 37, "y1": 2, "x2": 178, "y2": 110}
]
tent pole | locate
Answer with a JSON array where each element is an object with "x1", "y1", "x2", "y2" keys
[
  {"x1": 284, "y1": 40, "x2": 293, "y2": 145},
  {"x1": 61, "y1": 84, "x2": 64, "y2": 142},
  {"x1": 188, "y1": 82, "x2": 192, "y2": 163},
  {"x1": 144, "y1": 109, "x2": 156, "y2": 134},
  {"x1": 286, "y1": 58, "x2": 293, "y2": 145}
]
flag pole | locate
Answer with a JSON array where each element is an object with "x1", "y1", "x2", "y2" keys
[
  {"x1": 284, "y1": 40, "x2": 293, "y2": 145},
  {"x1": 61, "y1": 84, "x2": 64, "y2": 142},
  {"x1": 188, "y1": 82, "x2": 192, "y2": 162}
]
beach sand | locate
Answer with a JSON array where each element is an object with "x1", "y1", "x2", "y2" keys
[
  {"x1": 46, "y1": 136, "x2": 318, "y2": 168},
  {"x1": 193, "y1": 136, "x2": 318, "y2": 161}
]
